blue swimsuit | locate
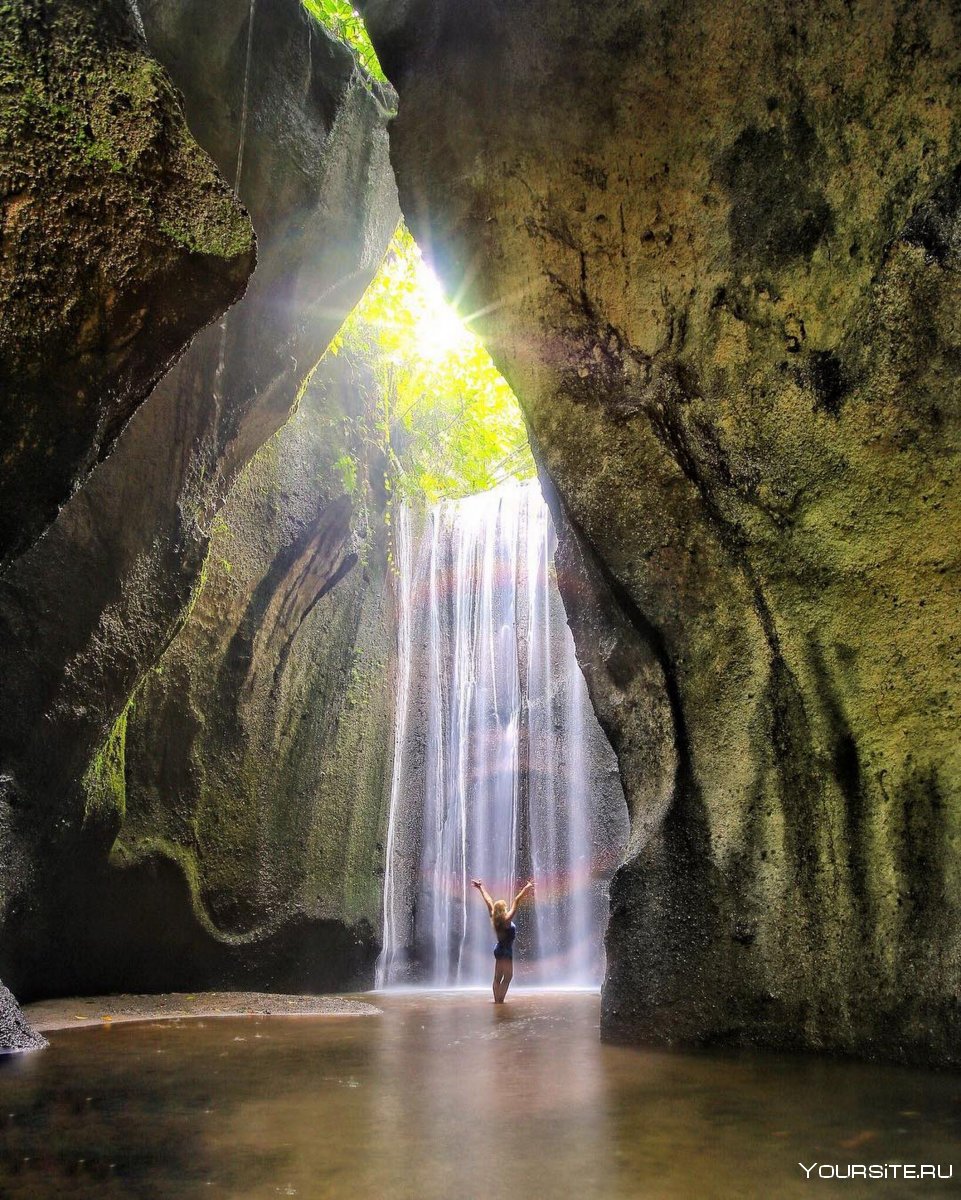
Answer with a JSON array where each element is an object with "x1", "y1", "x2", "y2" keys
[{"x1": 494, "y1": 921, "x2": 517, "y2": 960}]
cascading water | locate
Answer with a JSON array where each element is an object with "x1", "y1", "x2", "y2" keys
[
  {"x1": 213, "y1": 0, "x2": 257, "y2": 435},
  {"x1": 127, "y1": 0, "x2": 147, "y2": 43},
  {"x1": 378, "y1": 480, "x2": 627, "y2": 989}
]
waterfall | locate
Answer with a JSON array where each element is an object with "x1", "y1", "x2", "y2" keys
[
  {"x1": 234, "y1": 0, "x2": 259, "y2": 197},
  {"x1": 127, "y1": 0, "x2": 147, "y2": 44},
  {"x1": 378, "y1": 480, "x2": 626, "y2": 989}
]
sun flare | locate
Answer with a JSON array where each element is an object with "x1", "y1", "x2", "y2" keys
[
  {"x1": 328, "y1": 224, "x2": 535, "y2": 501},
  {"x1": 409, "y1": 256, "x2": 473, "y2": 363}
]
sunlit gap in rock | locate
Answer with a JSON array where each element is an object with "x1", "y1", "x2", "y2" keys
[{"x1": 327, "y1": 227, "x2": 630, "y2": 991}]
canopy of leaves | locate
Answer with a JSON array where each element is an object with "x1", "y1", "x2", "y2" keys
[
  {"x1": 302, "y1": 1, "x2": 387, "y2": 83},
  {"x1": 331, "y1": 226, "x2": 536, "y2": 504}
]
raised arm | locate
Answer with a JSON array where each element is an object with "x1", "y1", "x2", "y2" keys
[
  {"x1": 471, "y1": 878, "x2": 495, "y2": 916},
  {"x1": 506, "y1": 880, "x2": 534, "y2": 921}
]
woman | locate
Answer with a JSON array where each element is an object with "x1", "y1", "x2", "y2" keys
[{"x1": 471, "y1": 877, "x2": 534, "y2": 1003}]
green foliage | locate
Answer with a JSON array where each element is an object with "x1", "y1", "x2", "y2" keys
[
  {"x1": 334, "y1": 452, "x2": 359, "y2": 495},
  {"x1": 302, "y1": 0, "x2": 387, "y2": 83},
  {"x1": 331, "y1": 225, "x2": 535, "y2": 503}
]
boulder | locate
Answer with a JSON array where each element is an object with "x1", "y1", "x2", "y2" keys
[{"x1": 0, "y1": 980, "x2": 46, "y2": 1053}]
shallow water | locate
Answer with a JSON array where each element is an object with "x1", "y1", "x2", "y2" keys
[{"x1": 1, "y1": 991, "x2": 959, "y2": 1198}]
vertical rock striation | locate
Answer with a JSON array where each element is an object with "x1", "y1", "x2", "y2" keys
[
  {"x1": 0, "y1": 0, "x2": 398, "y2": 997},
  {"x1": 96, "y1": 351, "x2": 398, "y2": 993},
  {"x1": 0, "y1": 0, "x2": 254, "y2": 570},
  {"x1": 360, "y1": 0, "x2": 961, "y2": 1063}
]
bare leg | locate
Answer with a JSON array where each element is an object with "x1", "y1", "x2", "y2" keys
[
  {"x1": 492, "y1": 959, "x2": 513, "y2": 1003},
  {"x1": 500, "y1": 958, "x2": 514, "y2": 1001}
]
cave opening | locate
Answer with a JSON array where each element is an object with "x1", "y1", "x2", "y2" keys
[{"x1": 326, "y1": 223, "x2": 538, "y2": 504}]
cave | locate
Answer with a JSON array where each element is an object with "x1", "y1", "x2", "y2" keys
[{"x1": 1, "y1": 0, "x2": 960, "y2": 1194}]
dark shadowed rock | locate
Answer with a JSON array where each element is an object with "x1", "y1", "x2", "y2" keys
[
  {"x1": 361, "y1": 0, "x2": 961, "y2": 1064},
  {"x1": 0, "y1": 980, "x2": 46, "y2": 1053},
  {"x1": 0, "y1": 0, "x2": 398, "y2": 998},
  {"x1": 52, "y1": 351, "x2": 398, "y2": 995},
  {"x1": 0, "y1": 0, "x2": 254, "y2": 571}
]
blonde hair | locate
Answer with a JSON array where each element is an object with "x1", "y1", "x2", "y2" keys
[{"x1": 491, "y1": 899, "x2": 509, "y2": 932}]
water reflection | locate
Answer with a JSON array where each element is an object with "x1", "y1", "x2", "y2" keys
[
  {"x1": 367, "y1": 992, "x2": 615, "y2": 1197},
  {"x1": 1, "y1": 993, "x2": 959, "y2": 1198}
]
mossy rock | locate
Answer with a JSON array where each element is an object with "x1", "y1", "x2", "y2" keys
[{"x1": 0, "y1": 0, "x2": 255, "y2": 570}]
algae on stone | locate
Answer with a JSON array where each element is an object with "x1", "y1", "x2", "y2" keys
[{"x1": 113, "y1": 349, "x2": 397, "y2": 989}]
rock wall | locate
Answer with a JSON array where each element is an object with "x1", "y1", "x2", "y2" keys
[
  {"x1": 361, "y1": 0, "x2": 961, "y2": 1064},
  {"x1": 0, "y1": 0, "x2": 398, "y2": 998},
  {"x1": 0, "y1": 0, "x2": 254, "y2": 570},
  {"x1": 97, "y1": 350, "x2": 397, "y2": 993}
]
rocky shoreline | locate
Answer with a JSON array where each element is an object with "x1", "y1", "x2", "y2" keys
[{"x1": 23, "y1": 991, "x2": 381, "y2": 1033}]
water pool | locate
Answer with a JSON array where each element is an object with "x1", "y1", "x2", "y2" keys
[{"x1": 1, "y1": 991, "x2": 958, "y2": 1197}]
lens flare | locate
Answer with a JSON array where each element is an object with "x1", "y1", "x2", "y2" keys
[{"x1": 411, "y1": 259, "x2": 472, "y2": 363}]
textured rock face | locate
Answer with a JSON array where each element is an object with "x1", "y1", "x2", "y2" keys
[
  {"x1": 361, "y1": 0, "x2": 961, "y2": 1063},
  {"x1": 89, "y1": 352, "x2": 396, "y2": 994},
  {"x1": 0, "y1": 980, "x2": 46, "y2": 1053},
  {"x1": 0, "y1": 0, "x2": 398, "y2": 997},
  {"x1": 0, "y1": 0, "x2": 254, "y2": 570}
]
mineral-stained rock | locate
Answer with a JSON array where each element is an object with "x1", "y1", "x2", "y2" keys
[
  {"x1": 0, "y1": 0, "x2": 398, "y2": 997},
  {"x1": 360, "y1": 0, "x2": 961, "y2": 1064},
  {"x1": 0, "y1": 979, "x2": 46, "y2": 1053},
  {"x1": 0, "y1": 0, "x2": 254, "y2": 571}
]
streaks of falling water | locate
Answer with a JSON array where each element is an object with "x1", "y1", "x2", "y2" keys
[
  {"x1": 377, "y1": 507, "x2": 414, "y2": 989},
  {"x1": 378, "y1": 480, "x2": 626, "y2": 989},
  {"x1": 211, "y1": 0, "x2": 259, "y2": 437},
  {"x1": 127, "y1": 0, "x2": 147, "y2": 43},
  {"x1": 234, "y1": 0, "x2": 259, "y2": 198}
]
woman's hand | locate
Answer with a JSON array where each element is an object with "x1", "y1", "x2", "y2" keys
[
  {"x1": 471, "y1": 878, "x2": 483, "y2": 890},
  {"x1": 523, "y1": 880, "x2": 535, "y2": 894}
]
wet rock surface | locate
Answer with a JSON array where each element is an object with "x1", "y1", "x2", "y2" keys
[
  {"x1": 0, "y1": 979, "x2": 46, "y2": 1053},
  {"x1": 0, "y1": 0, "x2": 398, "y2": 998},
  {"x1": 361, "y1": 0, "x2": 961, "y2": 1063},
  {"x1": 0, "y1": 0, "x2": 254, "y2": 570}
]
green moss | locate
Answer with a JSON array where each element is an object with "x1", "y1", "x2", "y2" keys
[
  {"x1": 157, "y1": 207, "x2": 253, "y2": 261},
  {"x1": 0, "y1": 11, "x2": 253, "y2": 261},
  {"x1": 179, "y1": 539, "x2": 213, "y2": 628},
  {"x1": 334, "y1": 452, "x2": 359, "y2": 494},
  {"x1": 81, "y1": 702, "x2": 130, "y2": 837},
  {"x1": 110, "y1": 833, "x2": 226, "y2": 939}
]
